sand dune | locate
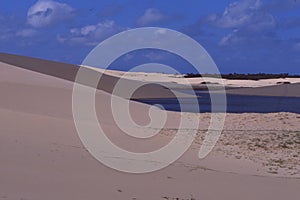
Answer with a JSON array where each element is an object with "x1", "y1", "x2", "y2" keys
[
  {"x1": 85, "y1": 67, "x2": 300, "y2": 87},
  {"x1": 87, "y1": 66, "x2": 300, "y2": 97},
  {"x1": 226, "y1": 83, "x2": 300, "y2": 97},
  {"x1": 0, "y1": 53, "x2": 192, "y2": 99},
  {"x1": 0, "y1": 53, "x2": 299, "y2": 200}
]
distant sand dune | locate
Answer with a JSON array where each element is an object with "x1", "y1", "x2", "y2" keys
[{"x1": 226, "y1": 83, "x2": 300, "y2": 97}]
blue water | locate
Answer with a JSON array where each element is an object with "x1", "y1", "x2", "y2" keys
[{"x1": 136, "y1": 92, "x2": 300, "y2": 114}]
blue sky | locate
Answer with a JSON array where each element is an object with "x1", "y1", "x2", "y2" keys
[{"x1": 0, "y1": 0, "x2": 300, "y2": 74}]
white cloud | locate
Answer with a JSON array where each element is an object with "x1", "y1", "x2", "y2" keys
[
  {"x1": 72, "y1": 25, "x2": 97, "y2": 36},
  {"x1": 136, "y1": 8, "x2": 166, "y2": 26},
  {"x1": 217, "y1": 0, "x2": 261, "y2": 28},
  {"x1": 27, "y1": 0, "x2": 75, "y2": 28},
  {"x1": 155, "y1": 28, "x2": 167, "y2": 35},
  {"x1": 294, "y1": 43, "x2": 300, "y2": 51},
  {"x1": 144, "y1": 51, "x2": 165, "y2": 61},
  {"x1": 58, "y1": 20, "x2": 126, "y2": 46},
  {"x1": 215, "y1": 0, "x2": 277, "y2": 46},
  {"x1": 218, "y1": 28, "x2": 244, "y2": 46},
  {"x1": 215, "y1": 0, "x2": 275, "y2": 30},
  {"x1": 16, "y1": 29, "x2": 38, "y2": 37},
  {"x1": 262, "y1": 0, "x2": 300, "y2": 12}
]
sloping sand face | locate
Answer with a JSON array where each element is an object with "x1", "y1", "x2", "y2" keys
[
  {"x1": 0, "y1": 54, "x2": 300, "y2": 200},
  {"x1": 0, "y1": 53, "x2": 193, "y2": 99}
]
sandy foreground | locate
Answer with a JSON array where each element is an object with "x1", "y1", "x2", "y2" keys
[{"x1": 0, "y1": 54, "x2": 300, "y2": 200}]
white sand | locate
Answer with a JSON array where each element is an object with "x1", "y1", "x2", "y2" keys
[
  {"x1": 0, "y1": 58, "x2": 299, "y2": 200},
  {"x1": 85, "y1": 66, "x2": 300, "y2": 88}
]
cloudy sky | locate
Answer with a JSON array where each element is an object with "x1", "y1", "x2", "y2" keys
[{"x1": 1, "y1": 0, "x2": 300, "y2": 74}]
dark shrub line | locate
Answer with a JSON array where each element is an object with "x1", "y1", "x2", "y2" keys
[{"x1": 184, "y1": 73, "x2": 300, "y2": 80}]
